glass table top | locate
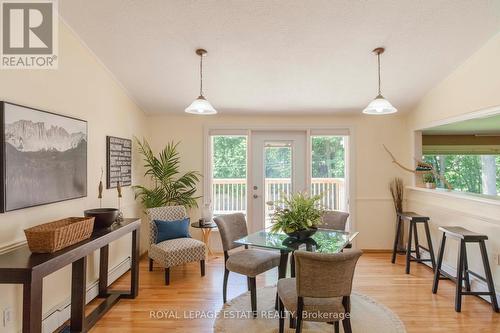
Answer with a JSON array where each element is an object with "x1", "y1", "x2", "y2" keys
[{"x1": 235, "y1": 228, "x2": 358, "y2": 253}]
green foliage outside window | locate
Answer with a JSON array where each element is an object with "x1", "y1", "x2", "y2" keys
[
  {"x1": 212, "y1": 135, "x2": 346, "y2": 180},
  {"x1": 265, "y1": 147, "x2": 291, "y2": 178},
  {"x1": 423, "y1": 155, "x2": 500, "y2": 195},
  {"x1": 311, "y1": 136, "x2": 345, "y2": 178},
  {"x1": 212, "y1": 136, "x2": 247, "y2": 179}
]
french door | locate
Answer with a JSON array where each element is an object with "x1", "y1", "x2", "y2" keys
[
  {"x1": 208, "y1": 128, "x2": 350, "y2": 233},
  {"x1": 250, "y1": 131, "x2": 307, "y2": 232}
]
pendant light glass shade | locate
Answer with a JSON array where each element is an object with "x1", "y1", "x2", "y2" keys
[
  {"x1": 362, "y1": 94, "x2": 397, "y2": 115},
  {"x1": 185, "y1": 48, "x2": 217, "y2": 115},
  {"x1": 185, "y1": 95, "x2": 217, "y2": 115},
  {"x1": 363, "y1": 47, "x2": 397, "y2": 115}
]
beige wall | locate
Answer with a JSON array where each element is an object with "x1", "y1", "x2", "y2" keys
[
  {"x1": 0, "y1": 22, "x2": 148, "y2": 332},
  {"x1": 147, "y1": 113, "x2": 411, "y2": 251},
  {"x1": 406, "y1": 32, "x2": 500, "y2": 289},
  {"x1": 408, "y1": 32, "x2": 500, "y2": 129}
]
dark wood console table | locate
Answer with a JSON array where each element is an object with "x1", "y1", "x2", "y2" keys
[{"x1": 0, "y1": 218, "x2": 141, "y2": 333}]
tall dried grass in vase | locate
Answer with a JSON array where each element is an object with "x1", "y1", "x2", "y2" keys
[
  {"x1": 389, "y1": 177, "x2": 405, "y2": 251},
  {"x1": 389, "y1": 178, "x2": 404, "y2": 213}
]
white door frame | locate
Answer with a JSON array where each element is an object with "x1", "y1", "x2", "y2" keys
[
  {"x1": 204, "y1": 124, "x2": 357, "y2": 240},
  {"x1": 250, "y1": 130, "x2": 308, "y2": 232}
]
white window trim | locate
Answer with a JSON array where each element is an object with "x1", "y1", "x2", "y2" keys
[
  {"x1": 203, "y1": 128, "x2": 249, "y2": 208},
  {"x1": 309, "y1": 132, "x2": 351, "y2": 218},
  {"x1": 413, "y1": 103, "x2": 500, "y2": 196},
  {"x1": 203, "y1": 124, "x2": 357, "y2": 240}
]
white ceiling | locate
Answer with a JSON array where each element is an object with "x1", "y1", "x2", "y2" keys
[{"x1": 59, "y1": 0, "x2": 500, "y2": 115}]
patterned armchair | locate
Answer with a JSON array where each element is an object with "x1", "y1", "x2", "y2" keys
[{"x1": 147, "y1": 206, "x2": 206, "y2": 285}]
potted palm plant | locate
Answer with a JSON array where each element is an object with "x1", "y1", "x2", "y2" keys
[
  {"x1": 268, "y1": 192, "x2": 324, "y2": 240},
  {"x1": 133, "y1": 138, "x2": 201, "y2": 209}
]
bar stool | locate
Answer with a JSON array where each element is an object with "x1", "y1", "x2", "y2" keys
[
  {"x1": 432, "y1": 226, "x2": 499, "y2": 313},
  {"x1": 391, "y1": 212, "x2": 436, "y2": 274}
]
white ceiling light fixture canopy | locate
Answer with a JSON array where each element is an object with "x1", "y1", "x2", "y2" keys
[
  {"x1": 185, "y1": 48, "x2": 217, "y2": 115},
  {"x1": 362, "y1": 47, "x2": 397, "y2": 115}
]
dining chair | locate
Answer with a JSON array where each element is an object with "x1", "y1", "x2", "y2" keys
[
  {"x1": 321, "y1": 210, "x2": 349, "y2": 231},
  {"x1": 147, "y1": 206, "x2": 206, "y2": 285},
  {"x1": 214, "y1": 213, "x2": 281, "y2": 317},
  {"x1": 277, "y1": 249, "x2": 363, "y2": 333}
]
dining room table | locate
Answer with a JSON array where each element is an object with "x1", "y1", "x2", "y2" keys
[{"x1": 235, "y1": 228, "x2": 359, "y2": 280}]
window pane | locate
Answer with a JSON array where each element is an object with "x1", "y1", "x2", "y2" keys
[
  {"x1": 264, "y1": 143, "x2": 292, "y2": 228},
  {"x1": 311, "y1": 136, "x2": 346, "y2": 211},
  {"x1": 265, "y1": 146, "x2": 292, "y2": 178},
  {"x1": 212, "y1": 136, "x2": 247, "y2": 215},
  {"x1": 422, "y1": 154, "x2": 500, "y2": 196}
]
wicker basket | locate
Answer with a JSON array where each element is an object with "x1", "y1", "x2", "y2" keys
[{"x1": 24, "y1": 217, "x2": 95, "y2": 253}]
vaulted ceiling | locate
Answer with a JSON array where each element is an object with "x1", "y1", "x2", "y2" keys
[{"x1": 60, "y1": 0, "x2": 500, "y2": 115}]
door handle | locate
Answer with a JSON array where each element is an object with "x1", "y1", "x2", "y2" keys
[{"x1": 253, "y1": 194, "x2": 258, "y2": 199}]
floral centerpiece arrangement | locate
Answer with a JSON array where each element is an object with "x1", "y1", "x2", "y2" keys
[{"x1": 268, "y1": 192, "x2": 324, "y2": 240}]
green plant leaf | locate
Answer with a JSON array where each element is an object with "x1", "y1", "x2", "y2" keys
[
  {"x1": 133, "y1": 137, "x2": 202, "y2": 210},
  {"x1": 268, "y1": 191, "x2": 325, "y2": 233}
]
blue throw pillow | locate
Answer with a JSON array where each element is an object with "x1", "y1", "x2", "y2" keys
[{"x1": 154, "y1": 218, "x2": 191, "y2": 243}]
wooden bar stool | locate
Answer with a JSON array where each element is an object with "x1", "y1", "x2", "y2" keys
[
  {"x1": 432, "y1": 226, "x2": 499, "y2": 313},
  {"x1": 391, "y1": 212, "x2": 436, "y2": 274}
]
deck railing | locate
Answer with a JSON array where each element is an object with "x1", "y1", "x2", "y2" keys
[
  {"x1": 212, "y1": 178, "x2": 345, "y2": 215},
  {"x1": 212, "y1": 178, "x2": 247, "y2": 214},
  {"x1": 311, "y1": 178, "x2": 345, "y2": 211}
]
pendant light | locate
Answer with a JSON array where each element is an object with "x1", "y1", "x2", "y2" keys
[
  {"x1": 185, "y1": 49, "x2": 217, "y2": 115},
  {"x1": 362, "y1": 47, "x2": 397, "y2": 115}
]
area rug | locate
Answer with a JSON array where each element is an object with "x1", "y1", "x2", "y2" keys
[{"x1": 214, "y1": 286, "x2": 406, "y2": 333}]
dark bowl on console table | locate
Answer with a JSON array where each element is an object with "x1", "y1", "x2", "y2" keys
[{"x1": 84, "y1": 208, "x2": 119, "y2": 229}]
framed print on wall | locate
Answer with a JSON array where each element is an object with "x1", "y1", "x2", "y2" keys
[
  {"x1": 106, "y1": 136, "x2": 132, "y2": 189},
  {"x1": 0, "y1": 102, "x2": 88, "y2": 212}
]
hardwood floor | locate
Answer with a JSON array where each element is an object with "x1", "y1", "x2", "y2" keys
[{"x1": 88, "y1": 253, "x2": 500, "y2": 333}]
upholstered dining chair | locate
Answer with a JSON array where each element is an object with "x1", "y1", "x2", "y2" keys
[
  {"x1": 147, "y1": 206, "x2": 206, "y2": 285},
  {"x1": 277, "y1": 249, "x2": 363, "y2": 333},
  {"x1": 214, "y1": 213, "x2": 281, "y2": 317},
  {"x1": 321, "y1": 210, "x2": 349, "y2": 231}
]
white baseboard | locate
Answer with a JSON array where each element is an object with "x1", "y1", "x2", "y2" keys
[
  {"x1": 417, "y1": 249, "x2": 500, "y2": 305},
  {"x1": 41, "y1": 256, "x2": 131, "y2": 333}
]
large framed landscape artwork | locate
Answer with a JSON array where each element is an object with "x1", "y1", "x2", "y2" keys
[{"x1": 0, "y1": 102, "x2": 87, "y2": 212}]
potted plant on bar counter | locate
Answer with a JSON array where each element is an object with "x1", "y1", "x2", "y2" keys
[{"x1": 423, "y1": 173, "x2": 437, "y2": 189}]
